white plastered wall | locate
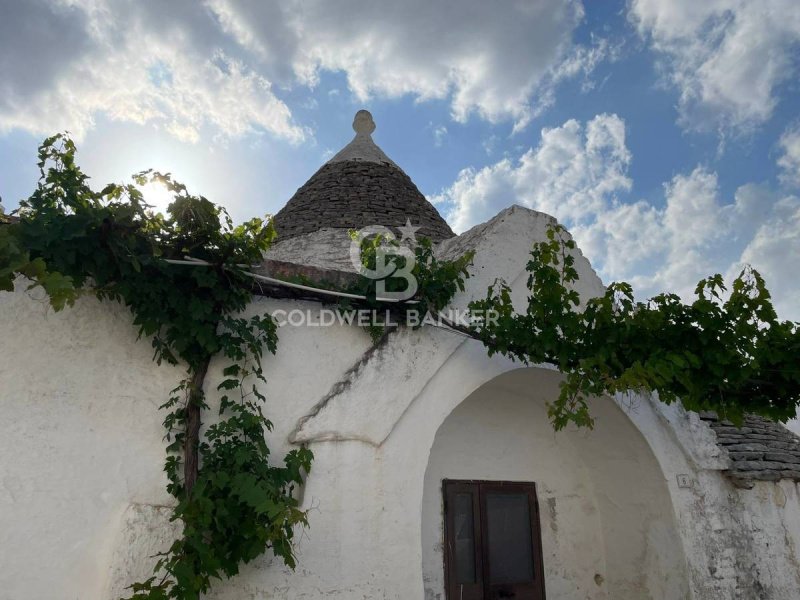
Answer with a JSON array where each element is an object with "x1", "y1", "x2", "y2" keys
[
  {"x1": 1, "y1": 205, "x2": 799, "y2": 599},
  {"x1": 0, "y1": 289, "x2": 181, "y2": 600},
  {"x1": 0, "y1": 289, "x2": 371, "y2": 600},
  {"x1": 422, "y1": 379, "x2": 591, "y2": 600},
  {"x1": 422, "y1": 368, "x2": 688, "y2": 600},
  {"x1": 420, "y1": 367, "x2": 690, "y2": 599}
]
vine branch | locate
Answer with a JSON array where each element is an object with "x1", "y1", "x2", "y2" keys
[{"x1": 183, "y1": 356, "x2": 210, "y2": 495}]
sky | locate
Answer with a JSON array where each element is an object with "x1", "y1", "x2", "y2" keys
[{"x1": 0, "y1": 0, "x2": 799, "y2": 320}]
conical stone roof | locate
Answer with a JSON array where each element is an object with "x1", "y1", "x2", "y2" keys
[{"x1": 272, "y1": 110, "x2": 454, "y2": 243}]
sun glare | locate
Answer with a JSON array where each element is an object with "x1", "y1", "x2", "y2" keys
[{"x1": 138, "y1": 180, "x2": 175, "y2": 216}]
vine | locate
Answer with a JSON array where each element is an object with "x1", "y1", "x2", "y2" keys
[
  {"x1": 0, "y1": 135, "x2": 313, "y2": 599},
  {"x1": 340, "y1": 232, "x2": 473, "y2": 341},
  {"x1": 468, "y1": 225, "x2": 800, "y2": 429},
  {"x1": 2, "y1": 134, "x2": 798, "y2": 598},
  {"x1": 0, "y1": 135, "x2": 471, "y2": 599}
]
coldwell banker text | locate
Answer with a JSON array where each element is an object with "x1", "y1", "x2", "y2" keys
[{"x1": 270, "y1": 308, "x2": 499, "y2": 328}]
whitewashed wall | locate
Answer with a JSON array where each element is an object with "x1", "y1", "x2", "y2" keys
[
  {"x1": 0, "y1": 289, "x2": 369, "y2": 600},
  {"x1": 625, "y1": 398, "x2": 800, "y2": 599},
  {"x1": 1, "y1": 206, "x2": 798, "y2": 599},
  {"x1": 0, "y1": 290, "x2": 180, "y2": 600},
  {"x1": 421, "y1": 369, "x2": 689, "y2": 599}
]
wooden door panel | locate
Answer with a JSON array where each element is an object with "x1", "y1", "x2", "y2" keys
[
  {"x1": 443, "y1": 480, "x2": 546, "y2": 600},
  {"x1": 444, "y1": 481, "x2": 484, "y2": 600}
]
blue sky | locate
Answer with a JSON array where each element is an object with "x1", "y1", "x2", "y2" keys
[{"x1": 1, "y1": 0, "x2": 798, "y2": 318}]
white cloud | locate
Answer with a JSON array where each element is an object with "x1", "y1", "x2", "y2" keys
[
  {"x1": 539, "y1": 35, "x2": 622, "y2": 102},
  {"x1": 574, "y1": 170, "x2": 791, "y2": 309},
  {"x1": 625, "y1": 168, "x2": 735, "y2": 299},
  {"x1": 0, "y1": 0, "x2": 613, "y2": 141},
  {"x1": 572, "y1": 200, "x2": 666, "y2": 277},
  {"x1": 778, "y1": 124, "x2": 800, "y2": 188},
  {"x1": 435, "y1": 114, "x2": 632, "y2": 233},
  {"x1": 734, "y1": 196, "x2": 800, "y2": 320},
  {"x1": 432, "y1": 125, "x2": 448, "y2": 147},
  {"x1": 0, "y1": 0, "x2": 307, "y2": 143},
  {"x1": 436, "y1": 114, "x2": 800, "y2": 320},
  {"x1": 628, "y1": 0, "x2": 800, "y2": 132},
  {"x1": 211, "y1": 0, "x2": 599, "y2": 129}
]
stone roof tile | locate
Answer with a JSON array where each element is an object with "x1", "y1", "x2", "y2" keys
[
  {"x1": 272, "y1": 160, "x2": 454, "y2": 243},
  {"x1": 271, "y1": 110, "x2": 454, "y2": 244},
  {"x1": 699, "y1": 412, "x2": 800, "y2": 487}
]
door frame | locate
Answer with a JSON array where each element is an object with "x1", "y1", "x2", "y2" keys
[{"x1": 442, "y1": 479, "x2": 547, "y2": 600}]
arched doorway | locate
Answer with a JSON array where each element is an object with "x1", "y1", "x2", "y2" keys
[{"x1": 421, "y1": 367, "x2": 689, "y2": 599}]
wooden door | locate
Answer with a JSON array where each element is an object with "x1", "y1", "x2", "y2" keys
[{"x1": 443, "y1": 480, "x2": 545, "y2": 600}]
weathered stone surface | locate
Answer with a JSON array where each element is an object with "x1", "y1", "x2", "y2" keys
[
  {"x1": 272, "y1": 160, "x2": 454, "y2": 243},
  {"x1": 728, "y1": 451, "x2": 765, "y2": 461},
  {"x1": 764, "y1": 452, "x2": 800, "y2": 463},
  {"x1": 733, "y1": 461, "x2": 790, "y2": 471},
  {"x1": 731, "y1": 470, "x2": 781, "y2": 481},
  {"x1": 257, "y1": 257, "x2": 360, "y2": 289},
  {"x1": 765, "y1": 441, "x2": 799, "y2": 450},
  {"x1": 728, "y1": 476, "x2": 757, "y2": 489},
  {"x1": 713, "y1": 426, "x2": 743, "y2": 435},
  {"x1": 700, "y1": 412, "x2": 800, "y2": 484},
  {"x1": 724, "y1": 443, "x2": 769, "y2": 452},
  {"x1": 714, "y1": 434, "x2": 743, "y2": 443},
  {"x1": 747, "y1": 433, "x2": 781, "y2": 441}
]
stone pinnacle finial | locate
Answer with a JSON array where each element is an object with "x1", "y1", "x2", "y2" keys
[
  {"x1": 326, "y1": 109, "x2": 394, "y2": 165},
  {"x1": 353, "y1": 110, "x2": 376, "y2": 136}
]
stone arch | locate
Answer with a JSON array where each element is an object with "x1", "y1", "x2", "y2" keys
[{"x1": 416, "y1": 363, "x2": 690, "y2": 599}]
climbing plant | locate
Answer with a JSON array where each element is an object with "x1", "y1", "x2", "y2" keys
[
  {"x1": 0, "y1": 134, "x2": 472, "y2": 599},
  {"x1": 0, "y1": 134, "x2": 313, "y2": 599},
  {"x1": 340, "y1": 232, "x2": 473, "y2": 340},
  {"x1": 2, "y1": 134, "x2": 799, "y2": 597},
  {"x1": 467, "y1": 225, "x2": 800, "y2": 430}
]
